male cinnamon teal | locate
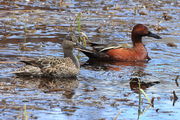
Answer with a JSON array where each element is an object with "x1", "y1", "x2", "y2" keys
[
  {"x1": 77, "y1": 24, "x2": 161, "y2": 62},
  {"x1": 13, "y1": 40, "x2": 80, "y2": 78}
]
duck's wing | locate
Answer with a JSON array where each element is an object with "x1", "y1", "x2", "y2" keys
[
  {"x1": 42, "y1": 58, "x2": 79, "y2": 78},
  {"x1": 14, "y1": 57, "x2": 76, "y2": 77},
  {"x1": 76, "y1": 42, "x2": 98, "y2": 58},
  {"x1": 77, "y1": 45, "x2": 109, "y2": 59},
  {"x1": 12, "y1": 65, "x2": 42, "y2": 77},
  {"x1": 77, "y1": 41, "x2": 132, "y2": 59},
  {"x1": 99, "y1": 43, "x2": 132, "y2": 52},
  {"x1": 85, "y1": 41, "x2": 132, "y2": 52},
  {"x1": 12, "y1": 57, "x2": 55, "y2": 77},
  {"x1": 20, "y1": 57, "x2": 63, "y2": 68}
]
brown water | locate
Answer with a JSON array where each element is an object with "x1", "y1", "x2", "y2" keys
[{"x1": 0, "y1": 0, "x2": 179, "y2": 120}]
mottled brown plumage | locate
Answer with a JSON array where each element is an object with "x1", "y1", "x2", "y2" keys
[{"x1": 13, "y1": 40, "x2": 79, "y2": 78}]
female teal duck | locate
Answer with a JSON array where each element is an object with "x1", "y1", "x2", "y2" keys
[{"x1": 14, "y1": 40, "x2": 80, "y2": 78}]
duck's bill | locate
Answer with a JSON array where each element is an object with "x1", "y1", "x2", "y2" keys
[{"x1": 148, "y1": 32, "x2": 162, "y2": 39}]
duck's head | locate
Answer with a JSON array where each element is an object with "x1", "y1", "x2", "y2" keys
[
  {"x1": 62, "y1": 40, "x2": 77, "y2": 50},
  {"x1": 62, "y1": 40, "x2": 80, "y2": 69},
  {"x1": 132, "y1": 24, "x2": 161, "y2": 39}
]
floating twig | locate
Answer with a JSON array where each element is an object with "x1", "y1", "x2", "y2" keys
[
  {"x1": 151, "y1": 97, "x2": 155, "y2": 108},
  {"x1": 175, "y1": 75, "x2": 179, "y2": 87},
  {"x1": 172, "y1": 91, "x2": 178, "y2": 106}
]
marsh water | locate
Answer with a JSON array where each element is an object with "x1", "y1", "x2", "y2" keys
[{"x1": 0, "y1": 0, "x2": 179, "y2": 120}]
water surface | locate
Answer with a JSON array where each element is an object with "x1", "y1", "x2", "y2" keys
[{"x1": 0, "y1": 0, "x2": 179, "y2": 120}]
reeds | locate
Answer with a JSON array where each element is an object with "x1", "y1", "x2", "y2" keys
[
  {"x1": 22, "y1": 104, "x2": 29, "y2": 120},
  {"x1": 137, "y1": 78, "x2": 152, "y2": 120}
]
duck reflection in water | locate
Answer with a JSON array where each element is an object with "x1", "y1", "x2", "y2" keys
[
  {"x1": 82, "y1": 60, "x2": 160, "y2": 93},
  {"x1": 130, "y1": 77, "x2": 160, "y2": 93},
  {"x1": 14, "y1": 77, "x2": 79, "y2": 99},
  {"x1": 130, "y1": 69, "x2": 160, "y2": 93},
  {"x1": 82, "y1": 59, "x2": 147, "y2": 71}
]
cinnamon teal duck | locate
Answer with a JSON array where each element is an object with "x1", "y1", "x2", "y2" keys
[{"x1": 77, "y1": 24, "x2": 161, "y2": 62}]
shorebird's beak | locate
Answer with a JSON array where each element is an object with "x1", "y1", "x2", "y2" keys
[{"x1": 147, "y1": 31, "x2": 162, "y2": 39}]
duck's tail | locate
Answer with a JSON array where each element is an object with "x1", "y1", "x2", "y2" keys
[
  {"x1": 76, "y1": 42, "x2": 99, "y2": 58},
  {"x1": 12, "y1": 65, "x2": 42, "y2": 77},
  {"x1": 77, "y1": 48, "x2": 98, "y2": 59}
]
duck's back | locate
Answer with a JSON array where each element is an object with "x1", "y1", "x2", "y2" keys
[{"x1": 42, "y1": 57, "x2": 79, "y2": 78}]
